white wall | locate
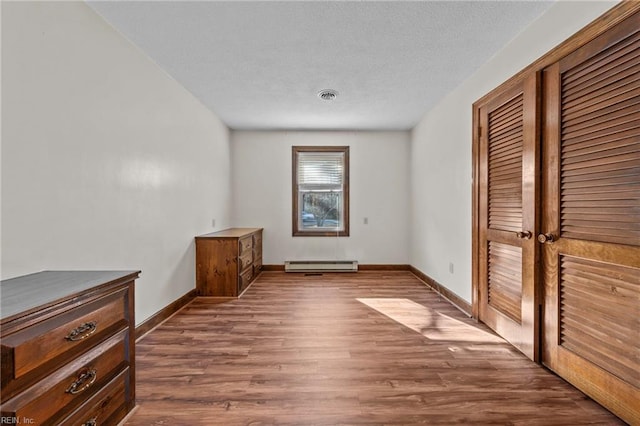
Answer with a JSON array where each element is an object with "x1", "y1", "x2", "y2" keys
[
  {"x1": 1, "y1": 2, "x2": 232, "y2": 324},
  {"x1": 410, "y1": 1, "x2": 618, "y2": 303},
  {"x1": 232, "y1": 131, "x2": 410, "y2": 265}
]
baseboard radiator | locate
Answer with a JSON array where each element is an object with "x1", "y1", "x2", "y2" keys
[{"x1": 284, "y1": 260, "x2": 358, "y2": 273}]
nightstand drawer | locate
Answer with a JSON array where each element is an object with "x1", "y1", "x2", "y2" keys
[
  {"x1": 1, "y1": 287, "x2": 129, "y2": 384},
  {"x1": 1, "y1": 329, "x2": 129, "y2": 425},
  {"x1": 61, "y1": 368, "x2": 129, "y2": 426}
]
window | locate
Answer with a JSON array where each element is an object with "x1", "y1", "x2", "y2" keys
[{"x1": 292, "y1": 146, "x2": 349, "y2": 236}]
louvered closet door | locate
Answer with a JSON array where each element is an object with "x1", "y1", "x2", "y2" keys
[
  {"x1": 478, "y1": 73, "x2": 540, "y2": 361},
  {"x1": 541, "y1": 13, "x2": 640, "y2": 424}
]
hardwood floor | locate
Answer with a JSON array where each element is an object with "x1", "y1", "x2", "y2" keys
[{"x1": 126, "y1": 272, "x2": 622, "y2": 425}]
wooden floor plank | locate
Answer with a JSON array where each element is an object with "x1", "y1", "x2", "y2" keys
[{"x1": 126, "y1": 271, "x2": 622, "y2": 425}]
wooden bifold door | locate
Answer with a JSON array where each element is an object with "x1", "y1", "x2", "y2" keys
[
  {"x1": 540, "y1": 14, "x2": 640, "y2": 423},
  {"x1": 477, "y1": 73, "x2": 540, "y2": 361},
  {"x1": 474, "y1": 6, "x2": 639, "y2": 424}
]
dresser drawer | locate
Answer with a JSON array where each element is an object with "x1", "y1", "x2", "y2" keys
[
  {"x1": 252, "y1": 231, "x2": 262, "y2": 266},
  {"x1": 239, "y1": 236, "x2": 253, "y2": 255},
  {"x1": 253, "y1": 244, "x2": 262, "y2": 259},
  {"x1": 253, "y1": 257, "x2": 263, "y2": 274},
  {"x1": 239, "y1": 251, "x2": 253, "y2": 272},
  {"x1": 1, "y1": 329, "x2": 129, "y2": 425},
  {"x1": 61, "y1": 368, "x2": 129, "y2": 426},
  {"x1": 1, "y1": 287, "x2": 129, "y2": 386},
  {"x1": 239, "y1": 267, "x2": 254, "y2": 293},
  {"x1": 252, "y1": 232, "x2": 262, "y2": 248}
]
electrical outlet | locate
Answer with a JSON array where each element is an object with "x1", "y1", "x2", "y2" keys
[
  {"x1": 211, "y1": 219, "x2": 216, "y2": 228},
  {"x1": 363, "y1": 217, "x2": 368, "y2": 225},
  {"x1": 449, "y1": 262, "x2": 454, "y2": 274}
]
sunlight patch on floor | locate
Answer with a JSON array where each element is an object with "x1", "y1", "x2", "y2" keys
[{"x1": 357, "y1": 298, "x2": 504, "y2": 343}]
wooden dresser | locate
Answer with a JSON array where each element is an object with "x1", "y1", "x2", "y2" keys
[
  {"x1": 195, "y1": 228, "x2": 263, "y2": 297},
  {"x1": 0, "y1": 270, "x2": 139, "y2": 426}
]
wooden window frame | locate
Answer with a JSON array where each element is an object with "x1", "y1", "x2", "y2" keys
[{"x1": 292, "y1": 146, "x2": 350, "y2": 237}]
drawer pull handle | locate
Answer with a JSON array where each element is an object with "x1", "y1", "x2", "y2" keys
[
  {"x1": 66, "y1": 321, "x2": 97, "y2": 341},
  {"x1": 83, "y1": 417, "x2": 98, "y2": 426},
  {"x1": 66, "y1": 368, "x2": 97, "y2": 395}
]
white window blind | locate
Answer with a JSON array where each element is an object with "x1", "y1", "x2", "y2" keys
[{"x1": 297, "y1": 152, "x2": 344, "y2": 187}]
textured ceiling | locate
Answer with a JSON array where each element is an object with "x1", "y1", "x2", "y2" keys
[{"x1": 87, "y1": 1, "x2": 555, "y2": 130}]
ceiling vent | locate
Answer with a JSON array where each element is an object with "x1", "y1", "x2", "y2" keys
[{"x1": 318, "y1": 89, "x2": 338, "y2": 101}]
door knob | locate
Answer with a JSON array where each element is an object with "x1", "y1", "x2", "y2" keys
[
  {"x1": 537, "y1": 233, "x2": 556, "y2": 243},
  {"x1": 516, "y1": 231, "x2": 532, "y2": 239}
]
